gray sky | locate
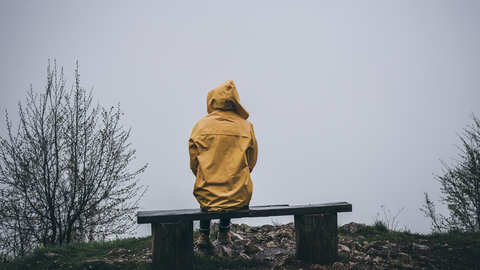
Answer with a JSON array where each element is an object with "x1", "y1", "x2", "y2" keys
[{"x1": 1, "y1": 1, "x2": 480, "y2": 235}]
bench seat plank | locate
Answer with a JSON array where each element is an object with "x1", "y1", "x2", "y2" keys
[{"x1": 137, "y1": 202, "x2": 352, "y2": 224}]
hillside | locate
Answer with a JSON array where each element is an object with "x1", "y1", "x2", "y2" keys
[{"x1": 2, "y1": 222, "x2": 480, "y2": 270}]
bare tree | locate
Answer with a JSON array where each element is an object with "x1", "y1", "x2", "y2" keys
[
  {"x1": 421, "y1": 113, "x2": 480, "y2": 233},
  {"x1": 0, "y1": 61, "x2": 147, "y2": 259}
]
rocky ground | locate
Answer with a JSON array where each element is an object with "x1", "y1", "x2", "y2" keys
[{"x1": 77, "y1": 222, "x2": 480, "y2": 270}]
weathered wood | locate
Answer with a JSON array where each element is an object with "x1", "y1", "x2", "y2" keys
[
  {"x1": 295, "y1": 213, "x2": 338, "y2": 264},
  {"x1": 140, "y1": 202, "x2": 352, "y2": 267},
  {"x1": 151, "y1": 221, "x2": 193, "y2": 270},
  {"x1": 137, "y1": 202, "x2": 352, "y2": 224}
]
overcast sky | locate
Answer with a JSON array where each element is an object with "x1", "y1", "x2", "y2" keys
[{"x1": 1, "y1": 1, "x2": 480, "y2": 235}]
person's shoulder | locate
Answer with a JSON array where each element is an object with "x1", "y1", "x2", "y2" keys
[
  {"x1": 191, "y1": 115, "x2": 212, "y2": 135},
  {"x1": 234, "y1": 116, "x2": 254, "y2": 134}
]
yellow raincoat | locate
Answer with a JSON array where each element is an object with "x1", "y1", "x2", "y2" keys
[{"x1": 189, "y1": 80, "x2": 258, "y2": 211}]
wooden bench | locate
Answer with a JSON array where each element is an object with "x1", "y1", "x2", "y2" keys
[{"x1": 137, "y1": 201, "x2": 352, "y2": 270}]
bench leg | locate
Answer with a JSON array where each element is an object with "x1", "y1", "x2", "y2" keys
[
  {"x1": 151, "y1": 221, "x2": 193, "y2": 270},
  {"x1": 294, "y1": 213, "x2": 338, "y2": 264}
]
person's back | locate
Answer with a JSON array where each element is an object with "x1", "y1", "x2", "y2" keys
[{"x1": 189, "y1": 79, "x2": 258, "y2": 246}]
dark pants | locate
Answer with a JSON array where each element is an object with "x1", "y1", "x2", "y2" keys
[{"x1": 199, "y1": 218, "x2": 231, "y2": 235}]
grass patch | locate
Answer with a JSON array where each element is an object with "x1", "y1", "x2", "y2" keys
[
  {"x1": 338, "y1": 252, "x2": 350, "y2": 264},
  {"x1": 338, "y1": 223, "x2": 426, "y2": 245},
  {"x1": 426, "y1": 229, "x2": 480, "y2": 254},
  {"x1": 4, "y1": 222, "x2": 480, "y2": 270},
  {"x1": 372, "y1": 220, "x2": 389, "y2": 233},
  {"x1": 0, "y1": 236, "x2": 152, "y2": 270}
]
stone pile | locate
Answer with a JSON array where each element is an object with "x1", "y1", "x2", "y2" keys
[
  {"x1": 78, "y1": 222, "x2": 447, "y2": 269},
  {"x1": 195, "y1": 222, "x2": 297, "y2": 263},
  {"x1": 192, "y1": 222, "x2": 438, "y2": 269},
  {"x1": 77, "y1": 247, "x2": 152, "y2": 270}
]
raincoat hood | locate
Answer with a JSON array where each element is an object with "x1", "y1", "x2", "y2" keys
[
  {"x1": 207, "y1": 79, "x2": 249, "y2": 120},
  {"x1": 189, "y1": 80, "x2": 257, "y2": 211}
]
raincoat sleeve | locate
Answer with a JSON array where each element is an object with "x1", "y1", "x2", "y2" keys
[
  {"x1": 246, "y1": 124, "x2": 258, "y2": 173},
  {"x1": 188, "y1": 137, "x2": 199, "y2": 176}
]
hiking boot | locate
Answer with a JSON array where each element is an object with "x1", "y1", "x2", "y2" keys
[
  {"x1": 217, "y1": 231, "x2": 232, "y2": 244},
  {"x1": 195, "y1": 233, "x2": 212, "y2": 248}
]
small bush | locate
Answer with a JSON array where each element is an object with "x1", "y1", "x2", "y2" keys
[{"x1": 373, "y1": 220, "x2": 389, "y2": 233}]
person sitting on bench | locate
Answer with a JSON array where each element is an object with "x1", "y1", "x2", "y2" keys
[{"x1": 189, "y1": 79, "x2": 258, "y2": 247}]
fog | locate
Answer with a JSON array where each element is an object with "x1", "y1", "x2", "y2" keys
[{"x1": 1, "y1": 1, "x2": 480, "y2": 235}]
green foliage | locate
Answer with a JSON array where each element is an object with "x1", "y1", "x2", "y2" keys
[
  {"x1": 372, "y1": 219, "x2": 389, "y2": 233},
  {"x1": 209, "y1": 223, "x2": 220, "y2": 241},
  {"x1": 338, "y1": 252, "x2": 350, "y2": 264},
  {"x1": 231, "y1": 223, "x2": 250, "y2": 232},
  {"x1": 270, "y1": 217, "x2": 283, "y2": 227},
  {"x1": 0, "y1": 236, "x2": 152, "y2": 270},
  {"x1": 421, "y1": 113, "x2": 480, "y2": 233},
  {"x1": 372, "y1": 205, "x2": 405, "y2": 232}
]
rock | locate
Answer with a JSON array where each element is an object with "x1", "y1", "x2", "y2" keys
[
  {"x1": 261, "y1": 224, "x2": 274, "y2": 230},
  {"x1": 44, "y1": 253, "x2": 59, "y2": 258},
  {"x1": 413, "y1": 242, "x2": 430, "y2": 250},
  {"x1": 355, "y1": 235, "x2": 365, "y2": 240},
  {"x1": 77, "y1": 259, "x2": 112, "y2": 270},
  {"x1": 266, "y1": 241, "x2": 277, "y2": 247},
  {"x1": 235, "y1": 253, "x2": 251, "y2": 260},
  {"x1": 351, "y1": 242, "x2": 362, "y2": 250},
  {"x1": 213, "y1": 245, "x2": 233, "y2": 259},
  {"x1": 244, "y1": 242, "x2": 263, "y2": 254},
  {"x1": 278, "y1": 255, "x2": 296, "y2": 266},
  {"x1": 418, "y1": 255, "x2": 433, "y2": 262},
  {"x1": 280, "y1": 237, "x2": 291, "y2": 247},
  {"x1": 107, "y1": 248, "x2": 127, "y2": 257},
  {"x1": 382, "y1": 243, "x2": 396, "y2": 249},
  {"x1": 213, "y1": 238, "x2": 234, "y2": 247},
  {"x1": 353, "y1": 250, "x2": 366, "y2": 257},
  {"x1": 367, "y1": 248, "x2": 380, "y2": 256},
  {"x1": 342, "y1": 222, "x2": 366, "y2": 233},
  {"x1": 338, "y1": 244, "x2": 350, "y2": 253},
  {"x1": 275, "y1": 229, "x2": 291, "y2": 238},
  {"x1": 194, "y1": 247, "x2": 211, "y2": 258},
  {"x1": 373, "y1": 256, "x2": 384, "y2": 264},
  {"x1": 339, "y1": 237, "x2": 353, "y2": 244},
  {"x1": 397, "y1": 252, "x2": 410, "y2": 263},
  {"x1": 230, "y1": 231, "x2": 244, "y2": 241},
  {"x1": 331, "y1": 261, "x2": 346, "y2": 270},
  {"x1": 361, "y1": 241, "x2": 371, "y2": 251},
  {"x1": 266, "y1": 231, "x2": 276, "y2": 239}
]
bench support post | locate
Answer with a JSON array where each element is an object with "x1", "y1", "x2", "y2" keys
[
  {"x1": 294, "y1": 213, "x2": 338, "y2": 264},
  {"x1": 151, "y1": 221, "x2": 193, "y2": 270}
]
